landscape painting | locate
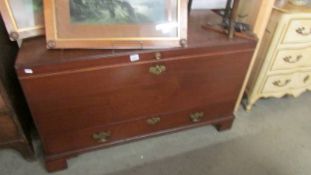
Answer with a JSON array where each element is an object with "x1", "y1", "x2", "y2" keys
[{"x1": 69, "y1": 0, "x2": 169, "y2": 24}]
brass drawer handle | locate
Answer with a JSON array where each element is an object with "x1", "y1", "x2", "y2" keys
[
  {"x1": 190, "y1": 112, "x2": 204, "y2": 123},
  {"x1": 283, "y1": 55, "x2": 302, "y2": 63},
  {"x1": 273, "y1": 79, "x2": 291, "y2": 87},
  {"x1": 146, "y1": 117, "x2": 161, "y2": 125},
  {"x1": 92, "y1": 131, "x2": 111, "y2": 143},
  {"x1": 304, "y1": 75, "x2": 310, "y2": 83},
  {"x1": 149, "y1": 65, "x2": 166, "y2": 75},
  {"x1": 296, "y1": 27, "x2": 311, "y2": 36}
]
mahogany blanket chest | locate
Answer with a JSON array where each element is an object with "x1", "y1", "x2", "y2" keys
[{"x1": 15, "y1": 11, "x2": 256, "y2": 172}]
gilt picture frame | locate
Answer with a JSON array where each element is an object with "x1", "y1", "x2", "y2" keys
[
  {"x1": 45, "y1": 0, "x2": 188, "y2": 49},
  {"x1": 0, "y1": 0, "x2": 44, "y2": 41}
]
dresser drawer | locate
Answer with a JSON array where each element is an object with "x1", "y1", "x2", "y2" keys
[
  {"x1": 271, "y1": 47, "x2": 311, "y2": 71},
  {"x1": 44, "y1": 104, "x2": 232, "y2": 155},
  {"x1": 262, "y1": 74, "x2": 294, "y2": 93},
  {"x1": 282, "y1": 19, "x2": 311, "y2": 44},
  {"x1": 262, "y1": 72, "x2": 311, "y2": 93}
]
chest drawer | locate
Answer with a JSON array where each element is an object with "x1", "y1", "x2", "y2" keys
[
  {"x1": 271, "y1": 47, "x2": 311, "y2": 71},
  {"x1": 44, "y1": 104, "x2": 232, "y2": 155},
  {"x1": 282, "y1": 19, "x2": 311, "y2": 44},
  {"x1": 262, "y1": 71, "x2": 311, "y2": 93}
]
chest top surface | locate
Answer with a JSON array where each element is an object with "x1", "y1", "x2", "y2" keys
[{"x1": 16, "y1": 10, "x2": 256, "y2": 69}]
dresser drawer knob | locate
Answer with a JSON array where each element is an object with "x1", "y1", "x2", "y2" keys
[
  {"x1": 304, "y1": 75, "x2": 310, "y2": 83},
  {"x1": 146, "y1": 117, "x2": 161, "y2": 125},
  {"x1": 190, "y1": 112, "x2": 204, "y2": 123},
  {"x1": 149, "y1": 65, "x2": 166, "y2": 75},
  {"x1": 92, "y1": 131, "x2": 111, "y2": 143},
  {"x1": 296, "y1": 27, "x2": 311, "y2": 36},
  {"x1": 273, "y1": 79, "x2": 291, "y2": 87},
  {"x1": 283, "y1": 55, "x2": 302, "y2": 64}
]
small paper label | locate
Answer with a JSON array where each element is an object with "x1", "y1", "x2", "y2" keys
[
  {"x1": 24, "y1": 69, "x2": 33, "y2": 74},
  {"x1": 130, "y1": 54, "x2": 140, "y2": 62}
]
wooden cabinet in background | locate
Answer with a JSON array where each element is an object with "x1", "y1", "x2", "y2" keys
[
  {"x1": 0, "y1": 17, "x2": 34, "y2": 159},
  {"x1": 245, "y1": 3, "x2": 311, "y2": 111}
]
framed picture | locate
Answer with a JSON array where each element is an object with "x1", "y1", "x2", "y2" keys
[
  {"x1": 45, "y1": 0, "x2": 188, "y2": 49},
  {"x1": 0, "y1": 0, "x2": 44, "y2": 41}
]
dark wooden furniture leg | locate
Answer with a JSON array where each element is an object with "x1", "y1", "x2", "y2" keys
[
  {"x1": 214, "y1": 117, "x2": 234, "y2": 132},
  {"x1": 45, "y1": 158, "x2": 68, "y2": 172}
]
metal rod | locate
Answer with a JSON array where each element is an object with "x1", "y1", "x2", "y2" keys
[
  {"x1": 229, "y1": 0, "x2": 240, "y2": 39},
  {"x1": 188, "y1": 0, "x2": 193, "y2": 14},
  {"x1": 223, "y1": 0, "x2": 233, "y2": 22}
]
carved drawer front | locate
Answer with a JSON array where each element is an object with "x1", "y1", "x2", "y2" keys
[
  {"x1": 44, "y1": 105, "x2": 232, "y2": 155},
  {"x1": 262, "y1": 72, "x2": 311, "y2": 93},
  {"x1": 262, "y1": 74, "x2": 295, "y2": 93},
  {"x1": 271, "y1": 47, "x2": 311, "y2": 71},
  {"x1": 282, "y1": 19, "x2": 311, "y2": 44}
]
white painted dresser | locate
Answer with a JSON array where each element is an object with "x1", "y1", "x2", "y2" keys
[{"x1": 245, "y1": 3, "x2": 311, "y2": 111}]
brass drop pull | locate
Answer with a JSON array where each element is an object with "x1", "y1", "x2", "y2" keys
[
  {"x1": 296, "y1": 27, "x2": 311, "y2": 36},
  {"x1": 146, "y1": 117, "x2": 161, "y2": 125},
  {"x1": 273, "y1": 79, "x2": 291, "y2": 87},
  {"x1": 92, "y1": 131, "x2": 111, "y2": 143},
  {"x1": 283, "y1": 55, "x2": 302, "y2": 63},
  {"x1": 304, "y1": 75, "x2": 310, "y2": 83},
  {"x1": 190, "y1": 112, "x2": 204, "y2": 123},
  {"x1": 149, "y1": 65, "x2": 166, "y2": 75}
]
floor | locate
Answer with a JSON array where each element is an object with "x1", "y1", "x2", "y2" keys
[{"x1": 1, "y1": 93, "x2": 311, "y2": 175}]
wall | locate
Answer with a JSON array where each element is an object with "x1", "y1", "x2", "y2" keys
[{"x1": 192, "y1": 0, "x2": 228, "y2": 9}]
